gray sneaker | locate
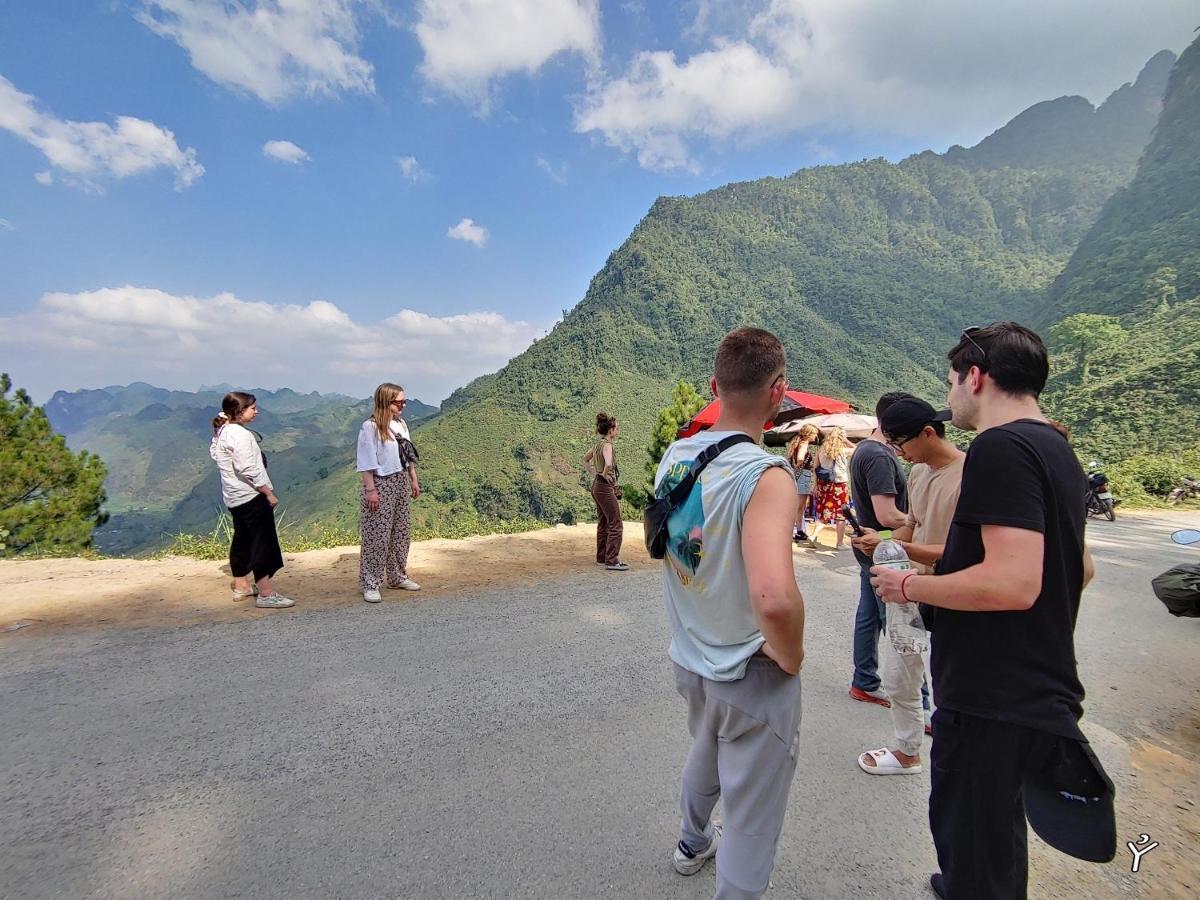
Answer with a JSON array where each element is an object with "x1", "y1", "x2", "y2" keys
[
  {"x1": 255, "y1": 593, "x2": 294, "y2": 609},
  {"x1": 673, "y1": 823, "x2": 722, "y2": 875},
  {"x1": 605, "y1": 561, "x2": 630, "y2": 571}
]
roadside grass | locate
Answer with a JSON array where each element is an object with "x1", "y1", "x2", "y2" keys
[{"x1": 157, "y1": 509, "x2": 554, "y2": 560}]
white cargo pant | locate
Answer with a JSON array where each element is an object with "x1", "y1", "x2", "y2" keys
[
  {"x1": 674, "y1": 658, "x2": 803, "y2": 900},
  {"x1": 880, "y1": 639, "x2": 929, "y2": 757}
]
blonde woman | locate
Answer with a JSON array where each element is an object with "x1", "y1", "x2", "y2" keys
[
  {"x1": 786, "y1": 424, "x2": 820, "y2": 543},
  {"x1": 356, "y1": 383, "x2": 421, "y2": 602},
  {"x1": 810, "y1": 426, "x2": 854, "y2": 550}
]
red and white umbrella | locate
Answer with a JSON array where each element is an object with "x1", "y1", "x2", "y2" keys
[{"x1": 677, "y1": 389, "x2": 852, "y2": 439}]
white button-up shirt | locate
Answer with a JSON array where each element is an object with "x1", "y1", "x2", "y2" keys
[
  {"x1": 356, "y1": 418, "x2": 411, "y2": 476},
  {"x1": 209, "y1": 423, "x2": 272, "y2": 508}
]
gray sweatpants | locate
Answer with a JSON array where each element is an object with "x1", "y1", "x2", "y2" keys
[{"x1": 674, "y1": 659, "x2": 803, "y2": 900}]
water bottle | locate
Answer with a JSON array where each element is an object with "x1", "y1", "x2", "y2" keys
[{"x1": 873, "y1": 533, "x2": 928, "y2": 656}]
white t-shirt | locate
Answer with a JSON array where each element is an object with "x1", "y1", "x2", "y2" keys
[
  {"x1": 356, "y1": 418, "x2": 411, "y2": 476},
  {"x1": 209, "y1": 423, "x2": 272, "y2": 509}
]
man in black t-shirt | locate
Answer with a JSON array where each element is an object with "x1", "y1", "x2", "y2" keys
[
  {"x1": 847, "y1": 392, "x2": 911, "y2": 706},
  {"x1": 871, "y1": 323, "x2": 1096, "y2": 900}
]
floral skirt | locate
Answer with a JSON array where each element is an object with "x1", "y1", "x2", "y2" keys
[{"x1": 814, "y1": 481, "x2": 850, "y2": 524}]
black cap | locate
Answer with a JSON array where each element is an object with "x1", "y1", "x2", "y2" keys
[
  {"x1": 1023, "y1": 737, "x2": 1116, "y2": 863},
  {"x1": 879, "y1": 397, "x2": 952, "y2": 441}
]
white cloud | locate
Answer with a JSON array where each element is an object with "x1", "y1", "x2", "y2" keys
[
  {"x1": 396, "y1": 155, "x2": 430, "y2": 182},
  {"x1": 447, "y1": 217, "x2": 488, "y2": 247},
  {"x1": 262, "y1": 139, "x2": 311, "y2": 164},
  {"x1": 136, "y1": 0, "x2": 375, "y2": 104},
  {"x1": 0, "y1": 75, "x2": 203, "y2": 190},
  {"x1": 536, "y1": 155, "x2": 568, "y2": 185},
  {"x1": 415, "y1": 0, "x2": 600, "y2": 108},
  {"x1": 576, "y1": 41, "x2": 796, "y2": 172},
  {"x1": 0, "y1": 286, "x2": 543, "y2": 402},
  {"x1": 34, "y1": 170, "x2": 53, "y2": 185},
  {"x1": 576, "y1": 0, "x2": 1196, "y2": 171},
  {"x1": 0, "y1": 218, "x2": 14, "y2": 232}
]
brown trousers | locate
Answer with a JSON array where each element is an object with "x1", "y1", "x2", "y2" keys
[{"x1": 591, "y1": 476, "x2": 623, "y2": 565}]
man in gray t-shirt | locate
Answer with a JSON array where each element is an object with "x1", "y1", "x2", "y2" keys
[
  {"x1": 655, "y1": 328, "x2": 806, "y2": 900},
  {"x1": 847, "y1": 393, "x2": 911, "y2": 706}
]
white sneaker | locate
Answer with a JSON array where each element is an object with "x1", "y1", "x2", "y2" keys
[
  {"x1": 673, "y1": 823, "x2": 721, "y2": 875},
  {"x1": 255, "y1": 593, "x2": 294, "y2": 609},
  {"x1": 363, "y1": 589, "x2": 382, "y2": 603},
  {"x1": 390, "y1": 576, "x2": 421, "y2": 591}
]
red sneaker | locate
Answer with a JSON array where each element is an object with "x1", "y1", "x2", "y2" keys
[{"x1": 849, "y1": 685, "x2": 892, "y2": 708}]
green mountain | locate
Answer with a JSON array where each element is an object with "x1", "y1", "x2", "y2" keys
[
  {"x1": 374, "y1": 51, "x2": 1174, "y2": 537},
  {"x1": 1042, "y1": 37, "x2": 1200, "y2": 465},
  {"x1": 48, "y1": 385, "x2": 436, "y2": 554}
]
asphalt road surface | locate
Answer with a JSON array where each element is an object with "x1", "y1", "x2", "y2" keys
[{"x1": 3, "y1": 512, "x2": 1197, "y2": 899}]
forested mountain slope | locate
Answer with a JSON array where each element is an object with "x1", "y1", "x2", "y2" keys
[
  {"x1": 1043, "y1": 36, "x2": 1200, "y2": 464},
  {"x1": 381, "y1": 51, "x2": 1174, "y2": 537}
]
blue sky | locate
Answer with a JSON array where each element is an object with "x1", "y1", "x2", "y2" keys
[{"x1": 0, "y1": 1, "x2": 1194, "y2": 403}]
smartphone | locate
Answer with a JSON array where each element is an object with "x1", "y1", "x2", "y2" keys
[{"x1": 841, "y1": 504, "x2": 865, "y2": 537}]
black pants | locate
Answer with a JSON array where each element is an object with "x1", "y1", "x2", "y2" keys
[
  {"x1": 929, "y1": 709, "x2": 1057, "y2": 900},
  {"x1": 228, "y1": 493, "x2": 283, "y2": 580}
]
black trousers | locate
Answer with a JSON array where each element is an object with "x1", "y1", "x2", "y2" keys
[
  {"x1": 929, "y1": 709, "x2": 1058, "y2": 900},
  {"x1": 228, "y1": 493, "x2": 283, "y2": 580}
]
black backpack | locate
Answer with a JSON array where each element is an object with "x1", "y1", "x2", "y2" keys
[
  {"x1": 1152, "y1": 563, "x2": 1200, "y2": 617},
  {"x1": 644, "y1": 434, "x2": 756, "y2": 559}
]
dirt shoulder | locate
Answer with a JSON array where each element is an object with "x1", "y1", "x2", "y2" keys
[{"x1": 0, "y1": 523, "x2": 656, "y2": 632}]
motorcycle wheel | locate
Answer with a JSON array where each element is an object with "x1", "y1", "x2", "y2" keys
[{"x1": 1101, "y1": 498, "x2": 1116, "y2": 521}]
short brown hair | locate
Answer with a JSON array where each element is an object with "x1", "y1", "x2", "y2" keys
[
  {"x1": 595, "y1": 412, "x2": 616, "y2": 435},
  {"x1": 714, "y1": 327, "x2": 786, "y2": 394}
]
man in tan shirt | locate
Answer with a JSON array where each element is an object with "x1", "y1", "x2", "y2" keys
[{"x1": 851, "y1": 397, "x2": 964, "y2": 774}]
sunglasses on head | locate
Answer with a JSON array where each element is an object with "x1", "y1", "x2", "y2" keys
[{"x1": 961, "y1": 325, "x2": 988, "y2": 360}]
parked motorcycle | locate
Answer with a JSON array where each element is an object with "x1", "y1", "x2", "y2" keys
[
  {"x1": 1086, "y1": 462, "x2": 1117, "y2": 521},
  {"x1": 1168, "y1": 477, "x2": 1200, "y2": 505}
]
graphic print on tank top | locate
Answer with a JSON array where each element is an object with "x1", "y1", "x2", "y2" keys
[{"x1": 658, "y1": 457, "x2": 707, "y2": 581}]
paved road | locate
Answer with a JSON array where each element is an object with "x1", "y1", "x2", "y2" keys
[{"x1": 3, "y1": 513, "x2": 1197, "y2": 899}]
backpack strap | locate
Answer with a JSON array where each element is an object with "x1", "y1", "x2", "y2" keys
[{"x1": 663, "y1": 434, "x2": 757, "y2": 510}]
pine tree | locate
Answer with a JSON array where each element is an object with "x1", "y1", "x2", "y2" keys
[
  {"x1": 0, "y1": 374, "x2": 108, "y2": 556},
  {"x1": 643, "y1": 380, "x2": 706, "y2": 498}
]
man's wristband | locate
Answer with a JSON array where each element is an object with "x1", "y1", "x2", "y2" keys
[{"x1": 900, "y1": 572, "x2": 917, "y2": 602}]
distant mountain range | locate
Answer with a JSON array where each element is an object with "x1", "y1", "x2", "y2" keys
[{"x1": 45, "y1": 41, "x2": 1200, "y2": 554}]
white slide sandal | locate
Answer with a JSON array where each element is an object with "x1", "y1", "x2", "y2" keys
[{"x1": 857, "y1": 747, "x2": 923, "y2": 776}]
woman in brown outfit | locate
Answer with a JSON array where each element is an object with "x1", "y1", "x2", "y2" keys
[{"x1": 583, "y1": 412, "x2": 628, "y2": 571}]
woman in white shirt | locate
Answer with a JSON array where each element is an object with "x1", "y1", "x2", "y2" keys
[
  {"x1": 209, "y1": 392, "x2": 294, "y2": 608},
  {"x1": 356, "y1": 382, "x2": 421, "y2": 602}
]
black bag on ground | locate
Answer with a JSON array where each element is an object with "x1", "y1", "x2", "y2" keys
[
  {"x1": 644, "y1": 434, "x2": 756, "y2": 559},
  {"x1": 1152, "y1": 563, "x2": 1200, "y2": 617}
]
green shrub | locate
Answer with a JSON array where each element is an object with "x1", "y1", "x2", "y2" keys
[{"x1": 1106, "y1": 447, "x2": 1200, "y2": 506}]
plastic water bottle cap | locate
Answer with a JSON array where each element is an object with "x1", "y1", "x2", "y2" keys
[{"x1": 878, "y1": 530, "x2": 892, "y2": 539}]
